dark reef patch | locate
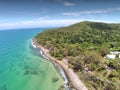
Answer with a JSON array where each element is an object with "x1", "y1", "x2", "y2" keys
[{"x1": 0, "y1": 84, "x2": 7, "y2": 90}]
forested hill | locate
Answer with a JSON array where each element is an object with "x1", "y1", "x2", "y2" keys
[
  {"x1": 70, "y1": 21, "x2": 120, "y2": 31},
  {"x1": 36, "y1": 21, "x2": 120, "y2": 54},
  {"x1": 35, "y1": 21, "x2": 120, "y2": 90}
]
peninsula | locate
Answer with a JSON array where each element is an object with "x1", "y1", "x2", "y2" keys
[{"x1": 34, "y1": 21, "x2": 120, "y2": 90}]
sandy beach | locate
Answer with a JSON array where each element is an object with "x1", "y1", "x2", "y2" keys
[{"x1": 33, "y1": 38, "x2": 88, "y2": 90}]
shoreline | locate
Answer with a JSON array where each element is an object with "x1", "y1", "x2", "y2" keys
[
  {"x1": 32, "y1": 38, "x2": 88, "y2": 90},
  {"x1": 31, "y1": 39, "x2": 69, "y2": 90}
]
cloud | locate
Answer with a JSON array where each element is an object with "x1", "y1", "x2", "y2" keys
[
  {"x1": 62, "y1": 10, "x2": 108, "y2": 16},
  {"x1": 64, "y1": 2, "x2": 75, "y2": 6},
  {"x1": 0, "y1": 19, "x2": 81, "y2": 30},
  {"x1": 79, "y1": 10, "x2": 107, "y2": 14},
  {"x1": 107, "y1": 7, "x2": 120, "y2": 11},
  {"x1": 63, "y1": 12, "x2": 80, "y2": 16},
  {"x1": 62, "y1": 7, "x2": 120, "y2": 16}
]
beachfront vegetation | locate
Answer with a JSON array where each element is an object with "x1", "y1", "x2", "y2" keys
[{"x1": 35, "y1": 21, "x2": 120, "y2": 90}]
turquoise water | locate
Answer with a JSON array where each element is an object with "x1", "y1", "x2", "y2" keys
[{"x1": 0, "y1": 28, "x2": 64, "y2": 90}]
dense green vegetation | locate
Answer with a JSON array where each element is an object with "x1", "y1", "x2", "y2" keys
[{"x1": 35, "y1": 21, "x2": 120, "y2": 90}]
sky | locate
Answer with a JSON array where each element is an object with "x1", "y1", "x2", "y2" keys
[{"x1": 0, "y1": 0, "x2": 120, "y2": 30}]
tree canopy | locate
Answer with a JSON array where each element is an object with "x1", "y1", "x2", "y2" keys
[{"x1": 35, "y1": 21, "x2": 120, "y2": 90}]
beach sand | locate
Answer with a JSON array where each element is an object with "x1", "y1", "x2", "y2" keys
[{"x1": 33, "y1": 38, "x2": 88, "y2": 90}]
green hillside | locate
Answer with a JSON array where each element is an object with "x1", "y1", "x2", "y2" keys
[{"x1": 35, "y1": 21, "x2": 120, "y2": 90}]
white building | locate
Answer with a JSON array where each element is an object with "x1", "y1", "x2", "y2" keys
[
  {"x1": 106, "y1": 54, "x2": 116, "y2": 60},
  {"x1": 106, "y1": 51, "x2": 120, "y2": 60},
  {"x1": 110, "y1": 51, "x2": 120, "y2": 55}
]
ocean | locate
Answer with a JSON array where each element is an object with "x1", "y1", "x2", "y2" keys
[{"x1": 0, "y1": 28, "x2": 64, "y2": 90}]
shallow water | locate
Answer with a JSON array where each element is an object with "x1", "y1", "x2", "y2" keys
[{"x1": 0, "y1": 28, "x2": 64, "y2": 90}]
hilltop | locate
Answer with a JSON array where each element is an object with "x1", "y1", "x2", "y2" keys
[{"x1": 35, "y1": 21, "x2": 120, "y2": 90}]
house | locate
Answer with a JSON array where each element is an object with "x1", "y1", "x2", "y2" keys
[
  {"x1": 106, "y1": 54, "x2": 116, "y2": 60},
  {"x1": 105, "y1": 51, "x2": 120, "y2": 60},
  {"x1": 110, "y1": 51, "x2": 120, "y2": 55}
]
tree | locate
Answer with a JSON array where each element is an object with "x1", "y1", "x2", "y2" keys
[{"x1": 100, "y1": 48, "x2": 109, "y2": 57}]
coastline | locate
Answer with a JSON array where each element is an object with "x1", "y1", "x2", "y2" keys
[
  {"x1": 32, "y1": 38, "x2": 88, "y2": 90},
  {"x1": 31, "y1": 39, "x2": 69, "y2": 90}
]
